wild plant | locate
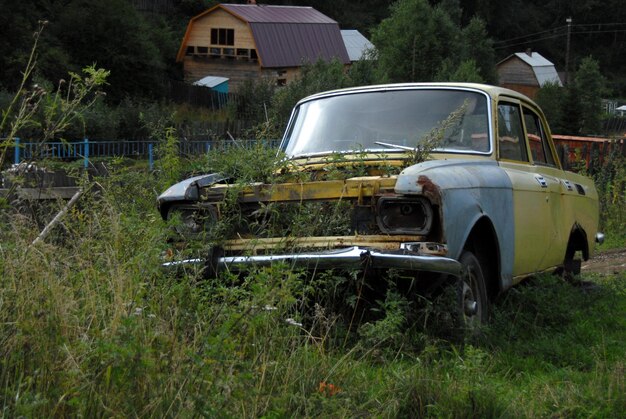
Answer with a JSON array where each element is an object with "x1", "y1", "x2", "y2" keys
[{"x1": 0, "y1": 22, "x2": 108, "y2": 168}]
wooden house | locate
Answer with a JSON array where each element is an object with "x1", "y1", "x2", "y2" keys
[
  {"x1": 176, "y1": 3, "x2": 351, "y2": 91},
  {"x1": 497, "y1": 51, "x2": 562, "y2": 99}
]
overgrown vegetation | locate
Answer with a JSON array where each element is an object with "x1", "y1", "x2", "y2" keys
[
  {"x1": 0, "y1": 22, "x2": 108, "y2": 168},
  {"x1": 1, "y1": 123, "x2": 624, "y2": 416},
  {"x1": 591, "y1": 150, "x2": 626, "y2": 248},
  {"x1": 0, "y1": 159, "x2": 624, "y2": 416}
]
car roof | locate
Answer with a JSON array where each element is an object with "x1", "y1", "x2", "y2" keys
[{"x1": 297, "y1": 82, "x2": 535, "y2": 106}]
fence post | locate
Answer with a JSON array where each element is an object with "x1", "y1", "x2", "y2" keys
[
  {"x1": 14, "y1": 137, "x2": 21, "y2": 165},
  {"x1": 83, "y1": 138, "x2": 89, "y2": 169},
  {"x1": 148, "y1": 143, "x2": 154, "y2": 171}
]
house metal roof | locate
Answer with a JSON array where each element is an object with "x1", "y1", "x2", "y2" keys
[
  {"x1": 193, "y1": 75, "x2": 229, "y2": 88},
  {"x1": 251, "y1": 22, "x2": 349, "y2": 68},
  {"x1": 221, "y1": 4, "x2": 336, "y2": 24},
  {"x1": 340, "y1": 30, "x2": 375, "y2": 61},
  {"x1": 177, "y1": 3, "x2": 350, "y2": 68}
]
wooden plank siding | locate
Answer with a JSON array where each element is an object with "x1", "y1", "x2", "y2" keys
[
  {"x1": 497, "y1": 58, "x2": 540, "y2": 98},
  {"x1": 178, "y1": 5, "x2": 351, "y2": 92},
  {"x1": 187, "y1": 10, "x2": 256, "y2": 51},
  {"x1": 183, "y1": 57, "x2": 261, "y2": 86},
  {"x1": 499, "y1": 83, "x2": 539, "y2": 99},
  {"x1": 498, "y1": 59, "x2": 537, "y2": 85},
  {"x1": 182, "y1": 9, "x2": 274, "y2": 91}
]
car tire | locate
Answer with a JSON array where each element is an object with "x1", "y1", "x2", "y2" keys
[{"x1": 457, "y1": 250, "x2": 489, "y2": 334}]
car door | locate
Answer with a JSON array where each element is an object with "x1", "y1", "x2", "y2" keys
[
  {"x1": 496, "y1": 99, "x2": 555, "y2": 278},
  {"x1": 521, "y1": 105, "x2": 569, "y2": 269}
]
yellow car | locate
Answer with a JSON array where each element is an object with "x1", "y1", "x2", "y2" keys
[{"x1": 158, "y1": 83, "x2": 601, "y2": 327}]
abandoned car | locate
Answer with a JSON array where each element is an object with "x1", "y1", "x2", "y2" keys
[{"x1": 158, "y1": 83, "x2": 601, "y2": 325}]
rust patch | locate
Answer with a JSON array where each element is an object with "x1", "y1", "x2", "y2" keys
[
  {"x1": 417, "y1": 175, "x2": 442, "y2": 205},
  {"x1": 417, "y1": 175, "x2": 445, "y2": 243}
]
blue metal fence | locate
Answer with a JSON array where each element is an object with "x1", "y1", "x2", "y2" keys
[{"x1": 8, "y1": 138, "x2": 282, "y2": 170}]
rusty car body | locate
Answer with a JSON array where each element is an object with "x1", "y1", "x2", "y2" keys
[{"x1": 158, "y1": 83, "x2": 601, "y2": 325}]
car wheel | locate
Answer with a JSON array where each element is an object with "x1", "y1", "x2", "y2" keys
[{"x1": 457, "y1": 250, "x2": 489, "y2": 333}]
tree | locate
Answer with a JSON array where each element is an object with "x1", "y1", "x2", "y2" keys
[
  {"x1": 535, "y1": 81, "x2": 566, "y2": 133},
  {"x1": 347, "y1": 49, "x2": 385, "y2": 87},
  {"x1": 435, "y1": 59, "x2": 484, "y2": 83},
  {"x1": 371, "y1": 0, "x2": 460, "y2": 82},
  {"x1": 560, "y1": 85, "x2": 584, "y2": 135},
  {"x1": 574, "y1": 56, "x2": 608, "y2": 135},
  {"x1": 53, "y1": 0, "x2": 167, "y2": 101},
  {"x1": 460, "y1": 17, "x2": 497, "y2": 83},
  {"x1": 371, "y1": 0, "x2": 496, "y2": 84}
]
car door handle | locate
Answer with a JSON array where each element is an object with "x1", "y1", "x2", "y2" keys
[
  {"x1": 562, "y1": 179, "x2": 574, "y2": 191},
  {"x1": 535, "y1": 175, "x2": 548, "y2": 188}
]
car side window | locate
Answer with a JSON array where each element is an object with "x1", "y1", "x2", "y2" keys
[
  {"x1": 523, "y1": 108, "x2": 556, "y2": 166},
  {"x1": 497, "y1": 103, "x2": 528, "y2": 162}
]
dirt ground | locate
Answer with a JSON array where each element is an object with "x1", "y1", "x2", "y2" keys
[{"x1": 581, "y1": 248, "x2": 626, "y2": 274}]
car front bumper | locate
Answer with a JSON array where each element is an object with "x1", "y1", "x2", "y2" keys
[{"x1": 164, "y1": 245, "x2": 463, "y2": 277}]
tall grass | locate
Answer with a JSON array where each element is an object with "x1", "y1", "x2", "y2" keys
[
  {"x1": 592, "y1": 149, "x2": 626, "y2": 248},
  {"x1": 0, "y1": 159, "x2": 624, "y2": 417}
]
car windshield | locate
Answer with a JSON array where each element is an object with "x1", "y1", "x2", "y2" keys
[{"x1": 282, "y1": 88, "x2": 491, "y2": 158}]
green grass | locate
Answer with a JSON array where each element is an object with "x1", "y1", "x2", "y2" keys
[{"x1": 0, "y1": 165, "x2": 624, "y2": 417}]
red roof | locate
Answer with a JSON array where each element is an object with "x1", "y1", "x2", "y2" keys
[
  {"x1": 250, "y1": 22, "x2": 349, "y2": 68},
  {"x1": 178, "y1": 4, "x2": 350, "y2": 68},
  {"x1": 222, "y1": 4, "x2": 337, "y2": 24}
]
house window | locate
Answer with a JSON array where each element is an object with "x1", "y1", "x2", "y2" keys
[
  {"x1": 250, "y1": 49, "x2": 258, "y2": 60},
  {"x1": 196, "y1": 46, "x2": 208, "y2": 55},
  {"x1": 277, "y1": 78, "x2": 287, "y2": 86},
  {"x1": 237, "y1": 48, "x2": 248, "y2": 57},
  {"x1": 209, "y1": 47, "x2": 220, "y2": 56},
  {"x1": 186, "y1": 46, "x2": 195, "y2": 56},
  {"x1": 223, "y1": 48, "x2": 235, "y2": 56},
  {"x1": 211, "y1": 28, "x2": 234, "y2": 46}
]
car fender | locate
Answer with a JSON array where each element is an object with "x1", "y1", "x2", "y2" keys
[
  {"x1": 395, "y1": 159, "x2": 515, "y2": 288},
  {"x1": 157, "y1": 173, "x2": 227, "y2": 218}
]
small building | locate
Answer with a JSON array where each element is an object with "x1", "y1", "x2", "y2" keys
[
  {"x1": 602, "y1": 99, "x2": 618, "y2": 115},
  {"x1": 616, "y1": 105, "x2": 626, "y2": 117},
  {"x1": 496, "y1": 51, "x2": 562, "y2": 99},
  {"x1": 193, "y1": 75, "x2": 229, "y2": 93},
  {"x1": 177, "y1": 3, "x2": 351, "y2": 91}
]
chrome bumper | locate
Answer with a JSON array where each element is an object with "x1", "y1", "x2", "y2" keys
[{"x1": 165, "y1": 246, "x2": 462, "y2": 277}]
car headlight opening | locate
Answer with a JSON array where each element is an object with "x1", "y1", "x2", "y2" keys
[{"x1": 377, "y1": 196, "x2": 433, "y2": 235}]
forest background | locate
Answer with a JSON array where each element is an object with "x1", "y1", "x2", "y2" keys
[{"x1": 1, "y1": 0, "x2": 625, "y2": 143}]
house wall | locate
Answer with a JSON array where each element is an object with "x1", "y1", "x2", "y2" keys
[
  {"x1": 187, "y1": 9, "x2": 255, "y2": 51},
  {"x1": 183, "y1": 8, "x2": 259, "y2": 90},
  {"x1": 497, "y1": 59, "x2": 538, "y2": 86},
  {"x1": 497, "y1": 58, "x2": 541, "y2": 99},
  {"x1": 182, "y1": 57, "x2": 304, "y2": 91},
  {"x1": 499, "y1": 83, "x2": 539, "y2": 99}
]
